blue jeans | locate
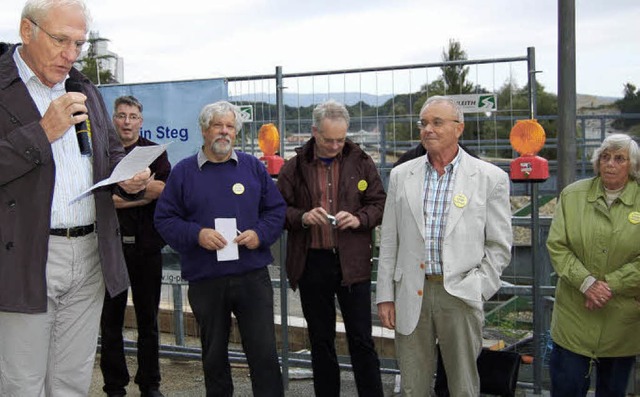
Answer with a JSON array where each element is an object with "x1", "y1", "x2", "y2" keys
[
  {"x1": 550, "y1": 342, "x2": 635, "y2": 397},
  {"x1": 299, "y1": 249, "x2": 383, "y2": 397},
  {"x1": 188, "y1": 267, "x2": 283, "y2": 397}
]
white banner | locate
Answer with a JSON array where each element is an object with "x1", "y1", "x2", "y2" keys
[{"x1": 448, "y1": 94, "x2": 497, "y2": 113}]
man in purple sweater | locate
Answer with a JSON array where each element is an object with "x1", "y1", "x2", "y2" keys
[{"x1": 154, "y1": 100, "x2": 285, "y2": 397}]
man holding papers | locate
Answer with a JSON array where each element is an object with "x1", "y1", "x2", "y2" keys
[
  {"x1": 100, "y1": 96, "x2": 171, "y2": 397},
  {"x1": 154, "y1": 100, "x2": 286, "y2": 397},
  {"x1": 0, "y1": 1, "x2": 150, "y2": 395}
]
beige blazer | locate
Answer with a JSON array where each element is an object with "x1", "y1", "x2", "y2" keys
[{"x1": 376, "y1": 149, "x2": 512, "y2": 335}]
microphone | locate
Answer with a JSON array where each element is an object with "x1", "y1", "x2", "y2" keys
[{"x1": 64, "y1": 79, "x2": 92, "y2": 156}]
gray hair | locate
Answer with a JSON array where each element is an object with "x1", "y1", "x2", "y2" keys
[
  {"x1": 591, "y1": 133, "x2": 640, "y2": 181},
  {"x1": 198, "y1": 101, "x2": 243, "y2": 132},
  {"x1": 22, "y1": 0, "x2": 91, "y2": 28},
  {"x1": 114, "y1": 95, "x2": 143, "y2": 113},
  {"x1": 312, "y1": 100, "x2": 350, "y2": 130},
  {"x1": 420, "y1": 95, "x2": 465, "y2": 124}
]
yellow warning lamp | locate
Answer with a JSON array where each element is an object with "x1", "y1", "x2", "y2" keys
[
  {"x1": 258, "y1": 123, "x2": 284, "y2": 176},
  {"x1": 509, "y1": 119, "x2": 549, "y2": 182}
]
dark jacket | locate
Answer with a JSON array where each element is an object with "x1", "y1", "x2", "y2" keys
[
  {"x1": 117, "y1": 137, "x2": 171, "y2": 253},
  {"x1": 277, "y1": 138, "x2": 386, "y2": 289},
  {"x1": 0, "y1": 45, "x2": 130, "y2": 313}
]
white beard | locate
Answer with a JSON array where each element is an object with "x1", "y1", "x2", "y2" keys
[{"x1": 211, "y1": 138, "x2": 232, "y2": 155}]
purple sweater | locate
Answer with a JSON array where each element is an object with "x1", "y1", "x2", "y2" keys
[{"x1": 154, "y1": 151, "x2": 285, "y2": 281}]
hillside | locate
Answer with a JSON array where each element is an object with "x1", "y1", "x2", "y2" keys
[
  {"x1": 576, "y1": 94, "x2": 618, "y2": 109},
  {"x1": 232, "y1": 92, "x2": 619, "y2": 110}
]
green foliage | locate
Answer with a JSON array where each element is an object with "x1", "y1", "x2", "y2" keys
[
  {"x1": 613, "y1": 82, "x2": 640, "y2": 130},
  {"x1": 441, "y1": 39, "x2": 475, "y2": 94}
]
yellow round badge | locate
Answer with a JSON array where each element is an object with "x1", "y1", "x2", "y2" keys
[
  {"x1": 357, "y1": 179, "x2": 368, "y2": 192},
  {"x1": 628, "y1": 211, "x2": 640, "y2": 224},
  {"x1": 232, "y1": 183, "x2": 245, "y2": 195},
  {"x1": 453, "y1": 193, "x2": 468, "y2": 208}
]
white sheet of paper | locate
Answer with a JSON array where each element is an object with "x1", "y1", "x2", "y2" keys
[
  {"x1": 71, "y1": 142, "x2": 171, "y2": 202},
  {"x1": 215, "y1": 218, "x2": 239, "y2": 262}
]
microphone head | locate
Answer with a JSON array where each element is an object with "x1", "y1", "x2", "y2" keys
[{"x1": 65, "y1": 79, "x2": 83, "y2": 93}]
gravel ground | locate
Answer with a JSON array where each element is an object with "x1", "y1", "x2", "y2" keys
[{"x1": 89, "y1": 351, "x2": 400, "y2": 396}]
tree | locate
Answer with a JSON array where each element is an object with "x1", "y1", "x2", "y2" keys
[
  {"x1": 75, "y1": 32, "x2": 117, "y2": 85},
  {"x1": 419, "y1": 39, "x2": 477, "y2": 101},
  {"x1": 376, "y1": 39, "x2": 484, "y2": 143},
  {"x1": 613, "y1": 82, "x2": 640, "y2": 130},
  {"x1": 440, "y1": 39, "x2": 475, "y2": 94}
]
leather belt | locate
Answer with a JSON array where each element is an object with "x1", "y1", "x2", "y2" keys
[
  {"x1": 50, "y1": 224, "x2": 95, "y2": 238},
  {"x1": 425, "y1": 274, "x2": 444, "y2": 282}
]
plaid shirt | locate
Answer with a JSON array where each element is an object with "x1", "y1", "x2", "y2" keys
[
  {"x1": 309, "y1": 154, "x2": 341, "y2": 250},
  {"x1": 423, "y1": 151, "x2": 461, "y2": 275}
]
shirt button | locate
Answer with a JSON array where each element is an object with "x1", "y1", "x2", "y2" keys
[
  {"x1": 417, "y1": 290, "x2": 423, "y2": 296},
  {"x1": 420, "y1": 263, "x2": 425, "y2": 269}
]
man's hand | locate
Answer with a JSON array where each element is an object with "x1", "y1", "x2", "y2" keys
[
  {"x1": 198, "y1": 228, "x2": 228, "y2": 251},
  {"x1": 144, "y1": 178, "x2": 165, "y2": 200},
  {"x1": 118, "y1": 167, "x2": 152, "y2": 194},
  {"x1": 584, "y1": 280, "x2": 612, "y2": 310},
  {"x1": 377, "y1": 301, "x2": 396, "y2": 330},
  {"x1": 302, "y1": 207, "x2": 331, "y2": 226},
  {"x1": 40, "y1": 92, "x2": 88, "y2": 143},
  {"x1": 112, "y1": 194, "x2": 151, "y2": 209},
  {"x1": 235, "y1": 229, "x2": 260, "y2": 250},
  {"x1": 335, "y1": 210, "x2": 360, "y2": 230}
]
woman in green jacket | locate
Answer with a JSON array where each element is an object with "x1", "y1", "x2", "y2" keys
[{"x1": 547, "y1": 133, "x2": 640, "y2": 397}]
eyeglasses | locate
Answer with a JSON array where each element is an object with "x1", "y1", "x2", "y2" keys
[
  {"x1": 114, "y1": 113, "x2": 141, "y2": 121},
  {"x1": 210, "y1": 122, "x2": 236, "y2": 131},
  {"x1": 599, "y1": 153, "x2": 628, "y2": 165},
  {"x1": 28, "y1": 19, "x2": 87, "y2": 53},
  {"x1": 417, "y1": 118, "x2": 460, "y2": 129},
  {"x1": 317, "y1": 135, "x2": 346, "y2": 145}
]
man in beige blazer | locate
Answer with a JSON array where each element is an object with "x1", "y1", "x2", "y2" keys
[{"x1": 376, "y1": 96, "x2": 512, "y2": 396}]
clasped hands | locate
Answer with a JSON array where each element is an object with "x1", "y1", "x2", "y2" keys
[
  {"x1": 198, "y1": 228, "x2": 260, "y2": 251},
  {"x1": 584, "y1": 280, "x2": 612, "y2": 311},
  {"x1": 302, "y1": 207, "x2": 361, "y2": 230}
]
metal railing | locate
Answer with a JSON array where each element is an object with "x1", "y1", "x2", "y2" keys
[{"x1": 111, "y1": 49, "x2": 640, "y2": 393}]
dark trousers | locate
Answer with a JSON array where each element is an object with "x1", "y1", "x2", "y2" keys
[
  {"x1": 550, "y1": 342, "x2": 635, "y2": 397},
  {"x1": 298, "y1": 249, "x2": 383, "y2": 397},
  {"x1": 188, "y1": 267, "x2": 283, "y2": 397},
  {"x1": 100, "y1": 249, "x2": 162, "y2": 394}
]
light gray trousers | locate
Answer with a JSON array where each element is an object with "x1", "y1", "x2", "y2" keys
[{"x1": 0, "y1": 233, "x2": 104, "y2": 397}]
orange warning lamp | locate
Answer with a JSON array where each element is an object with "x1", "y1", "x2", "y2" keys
[
  {"x1": 258, "y1": 123, "x2": 284, "y2": 176},
  {"x1": 509, "y1": 119, "x2": 549, "y2": 182}
]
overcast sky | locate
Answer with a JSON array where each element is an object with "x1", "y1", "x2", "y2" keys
[{"x1": 2, "y1": 0, "x2": 638, "y2": 98}]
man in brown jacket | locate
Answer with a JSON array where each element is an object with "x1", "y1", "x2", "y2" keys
[
  {"x1": 0, "y1": 1, "x2": 149, "y2": 395},
  {"x1": 277, "y1": 100, "x2": 386, "y2": 397}
]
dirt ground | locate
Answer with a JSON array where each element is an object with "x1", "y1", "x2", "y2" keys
[{"x1": 88, "y1": 352, "x2": 400, "y2": 396}]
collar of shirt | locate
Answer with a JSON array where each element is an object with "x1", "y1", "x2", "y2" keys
[
  {"x1": 425, "y1": 145, "x2": 462, "y2": 174},
  {"x1": 197, "y1": 147, "x2": 238, "y2": 169},
  {"x1": 14, "y1": 45, "x2": 67, "y2": 94}
]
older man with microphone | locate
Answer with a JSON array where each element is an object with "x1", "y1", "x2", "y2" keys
[{"x1": 0, "y1": 0, "x2": 151, "y2": 395}]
